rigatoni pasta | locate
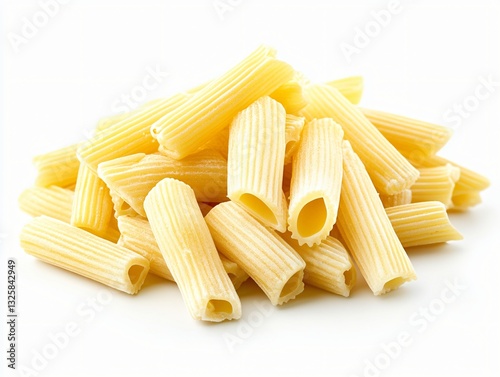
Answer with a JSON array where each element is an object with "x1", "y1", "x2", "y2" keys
[
  {"x1": 326, "y1": 75, "x2": 364, "y2": 104},
  {"x1": 19, "y1": 186, "x2": 74, "y2": 223},
  {"x1": 288, "y1": 118, "x2": 343, "y2": 246},
  {"x1": 411, "y1": 165, "x2": 460, "y2": 208},
  {"x1": 280, "y1": 232, "x2": 356, "y2": 297},
  {"x1": 270, "y1": 79, "x2": 308, "y2": 114},
  {"x1": 151, "y1": 46, "x2": 294, "y2": 159},
  {"x1": 20, "y1": 216, "x2": 149, "y2": 294},
  {"x1": 33, "y1": 143, "x2": 81, "y2": 188},
  {"x1": 301, "y1": 84, "x2": 419, "y2": 195},
  {"x1": 19, "y1": 45, "x2": 489, "y2": 322},
  {"x1": 98, "y1": 150, "x2": 227, "y2": 217},
  {"x1": 78, "y1": 93, "x2": 189, "y2": 172},
  {"x1": 386, "y1": 202, "x2": 463, "y2": 247},
  {"x1": 117, "y1": 215, "x2": 249, "y2": 289},
  {"x1": 71, "y1": 164, "x2": 114, "y2": 237},
  {"x1": 227, "y1": 96, "x2": 288, "y2": 232},
  {"x1": 361, "y1": 108, "x2": 453, "y2": 161},
  {"x1": 337, "y1": 141, "x2": 416, "y2": 295},
  {"x1": 380, "y1": 189, "x2": 412, "y2": 208},
  {"x1": 144, "y1": 178, "x2": 241, "y2": 322},
  {"x1": 205, "y1": 201, "x2": 305, "y2": 305}
]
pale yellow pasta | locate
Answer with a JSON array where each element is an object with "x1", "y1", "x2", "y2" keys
[
  {"x1": 19, "y1": 186, "x2": 74, "y2": 223},
  {"x1": 205, "y1": 201, "x2": 305, "y2": 306},
  {"x1": 20, "y1": 216, "x2": 149, "y2": 294},
  {"x1": 284, "y1": 114, "x2": 305, "y2": 164},
  {"x1": 150, "y1": 46, "x2": 294, "y2": 159},
  {"x1": 326, "y1": 75, "x2": 364, "y2": 104},
  {"x1": 109, "y1": 189, "x2": 140, "y2": 218},
  {"x1": 301, "y1": 84, "x2": 419, "y2": 195},
  {"x1": 270, "y1": 79, "x2": 308, "y2": 114},
  {"x1": 71, "y1": 164, "x2": 114, "y2": 237},
  {"x1": 450, "y1": 191, "x2": 482, "y2": 211},
  {"x1": 78, "y1": 93, "x2": 189, "y2": 172},
  {"x1": 117, "y1": 215, "x2": 175, "y2": 281},
  {"x1": 411, "y1": 165, "x2": 460, "y2": 208},
  {"x1": 144, "y1": 178, "x2": 241, "y2": 322},
  {"x1": 386, "y1": 202, "x2": 463, "y2": 247},
  {"x1": 380, "y1": 189, "x2": 412, "y2": 208},
  {"x1": 227, "y1": 96, "x2": 287, "y2": 232},
  {"x1": 361, "y1": 108, "x2": 453, "y2": 161},
  {"x1": 412, "y1": 155, "x2": 490, "y2": 196},
  {"x1": 104, "y1": 216, "x2": 121, "y2": 244},
  {"x1": 200, "y1": 126, "x2": 230, "y2": 160},
  {"x1": 95, "y1": 99, "x2": 168, "y2": 132},
  {"x1": 98, "y1": 150, "x2": 227, "y2": 217},
  {"x1": 219, "y1": 256, "x2": 250, "y2": 291},
  {"x1": 117, "y1": 215, "x2": 248, "y2": 289},
  {"x1": 288, "y1": 118, "x2": 344, "y2": 246},
  {"x1": 33, "y1": 143, "x2": 81, "y2": 188},
  {"x1": 280, "y1": 232, "x2": 356, "y2": 297},
  {"x1": 337, "y1": 141, "x2": 416, "y2": 295}
]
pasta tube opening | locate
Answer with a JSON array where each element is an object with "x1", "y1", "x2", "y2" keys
[
  {"x1": 343, "y1": 268, "x2": 355, "y2": 287},
  {"x1": 127, "y1": 264, "x2": 147, "y2": 286},
  {"x1": 279, "y1": 270, "x2": 304, "y2": 304},
  {"x1": 239, "y1": 193, "x2": 277, "y2": 226},
  {"x1": 205, "y1": 299, "x2": 234, "y2": 321},
  {"x1": 383, "y1": 277, "x2": 406, "y2": 292},
  {"x1": 296, "y1": 197, "x2": 327, "y2": 237}
]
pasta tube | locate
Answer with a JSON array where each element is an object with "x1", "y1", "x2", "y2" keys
[
  {"x1": 386, "y1": 202, "x2": 463, "y2": 247},
  {"x1": 144, "y1": 178, "x2": 241, "y2": 322},
  {"x1": 33, "y1": 143, "x2": 81, "y2": 188},
  {"x1": 205, "y1": 201, "x2": 305, "y2": 306},
  {"x1": 151, "y1": 46, "x2": 294, "y2": 159},
  {"x1": 227, "y1": 96, "x2": 287, "y2": 232},
  {"x1": 326, "y1": 75, "x2": 364, "y2": 104},
  {"x1": 98, "y1": 150, "x2": 227, "y2": 217},
  {"x1": 20, "y1": 216, "x2": 149, "y2": 294},
  {"x1": 413, "y1": 155, "x2": 490, "y2": 195},
  {"x1": 284, "y1": 114, "x2": 305, "y2": 164},
  {"x1": 411, "y1": 165, "x2": 460, "y2": 208},
  {"x1": 200, "y1": 126, "x2": 230, "y2": 160},
  {"x1": 117, "y1": 215, "x2": 248, "y2": 289},
  {"x1": 280, "y1": 232, "x2": 356, "y2": 297},
  {"x1": 450, "y1": 191, "x2": 482, "y2": 211},
  {"x1": 288, "y1": 118, "x2": 343, "y2": 246},
  {"x1": 380, "y1": 189, "x2": 412, "y2": 208},
  {"x1": 19, "y1": 186, "x2": 74, "y2": 223},
  {"x1": 78, "y1": 93, "x2": 189, "y2": 172},
  {"x1": 361, "y1": 108, "x2": 453, "y2": 160},
  {"x1": 270, "y1": 79, "x2": 308, "y2": 114},
  {"x1": 71, "y1": 164, "x2": 114, "y2": 237},
  {"x1": 301, "y1": 84, "x2": 419, "y2": 195},
  {"x1": 337, "y1": 141, "x2": 416, "y2": 295}
]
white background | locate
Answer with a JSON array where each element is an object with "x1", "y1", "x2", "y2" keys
[{"x1": 1, "y1": 0, "x2": 500, "y2": 376}]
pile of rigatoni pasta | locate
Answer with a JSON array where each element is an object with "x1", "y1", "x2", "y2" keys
[{"x1": 19, "y1": 46, "x2": 489, "y2": 322}]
